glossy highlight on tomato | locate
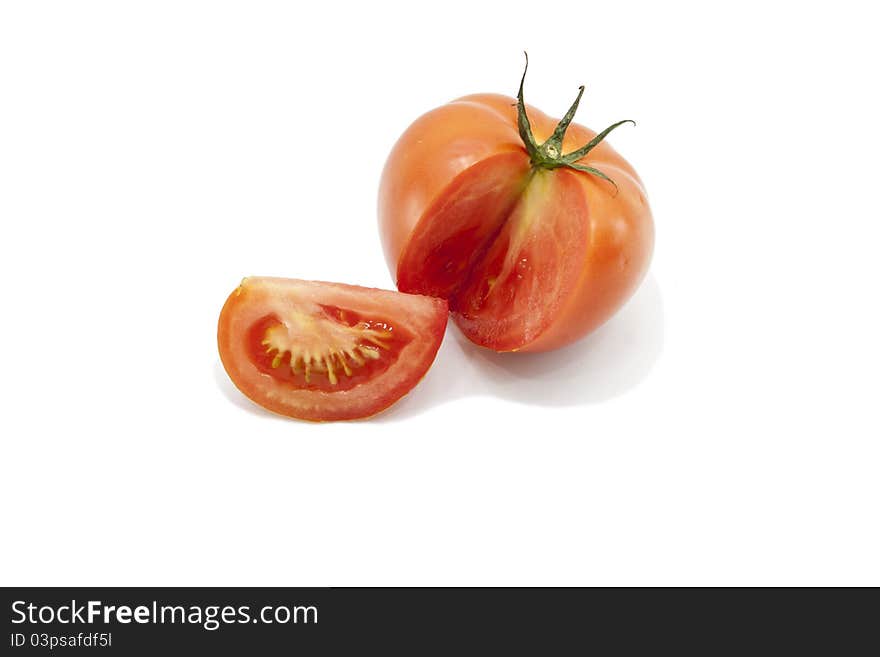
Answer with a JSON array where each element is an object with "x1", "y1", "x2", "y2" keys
[
  {"x1": 218, "y1": 277, "x2": 447, "y2": 421},
  {"x1": 378, "y1": 56, "x2": 654, "y2": 352}
]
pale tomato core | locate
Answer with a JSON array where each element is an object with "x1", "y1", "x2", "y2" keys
[{"x1": 246, "y1": 305, "x2": 412, "y2": 393}]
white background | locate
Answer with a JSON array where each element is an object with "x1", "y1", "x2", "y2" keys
[{"x1": 1, "y1": 1, "x2": 878, "y2": 586}]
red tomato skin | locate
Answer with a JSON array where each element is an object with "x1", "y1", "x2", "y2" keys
[
  {"x1": 378, "y1": 93, "x2": 653, "y2": 353},
  {"x1": 218, "y1": 277, "x2": 448, "y2": 421}
]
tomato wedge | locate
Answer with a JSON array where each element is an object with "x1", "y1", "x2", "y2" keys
[{"x1": 218, "y1": 277, "x2": 447, "y2": 421}]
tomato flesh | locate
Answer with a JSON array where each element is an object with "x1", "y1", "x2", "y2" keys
[
  {"x1": 245, "y1": 308, "x2": 411, "y2": 393},
  {"x1": 218, "y1": 277, "x2": 447, "y2": 421},
  {"x1": 397, "y1": 165, "x2": 589, "y2": 351},
  {"x1": 396, "y1": 152, "x2": 529, "y2": 299}
]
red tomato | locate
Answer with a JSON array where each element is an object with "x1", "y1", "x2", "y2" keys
[
  {"x1": 378, "y1": 57, "x2": 654, "y2": 352},
  {"x1": 218, "y1": 277, "x2": 447, "y2": 421}
]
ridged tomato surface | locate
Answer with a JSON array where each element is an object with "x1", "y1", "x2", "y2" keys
[{"x1": 378, "y1": 92, "x2": 653, "y2": 352}]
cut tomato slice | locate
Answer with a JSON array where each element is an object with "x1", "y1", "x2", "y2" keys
[{"x1": 218, "y1": 277, "x2": 447, "y2": 421}]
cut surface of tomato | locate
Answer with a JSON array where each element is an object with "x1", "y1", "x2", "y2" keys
[
  {"x1": 449, "y1": 168, "x2": 590, "y2": 351},
  {"x1": 218, "y1": 277, "x2": 447, "y2": 421},
  {"x1": 395, "y1": 152, "x2": 530, "y2": 300}
]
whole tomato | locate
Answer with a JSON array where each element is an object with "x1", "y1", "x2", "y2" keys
[{"x1": 378, "y1": 56, "x2": 653, "y2": 352}]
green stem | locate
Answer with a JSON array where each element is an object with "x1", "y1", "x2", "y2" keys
[
  {"x1": 561, "y1": 119, "x2": 636, "y2": 164},
  {"x1": 543, "y1": 85, "x2": 584, "y2": 157},
  {"x1": 516, "y1": 52, "x2": 541, "y2": 163},
  {"x1": 515, "y1": 52, "x2": 635, "y2": 194}
]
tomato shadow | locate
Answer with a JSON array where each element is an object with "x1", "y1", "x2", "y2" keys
[{"x1": 378, "y1": 274, "x2": 664, "y2": 419}]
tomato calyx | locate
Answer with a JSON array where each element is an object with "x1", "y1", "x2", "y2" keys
[{"x1": 516, "y1": 52, "x2": 636, "y2": 194}]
